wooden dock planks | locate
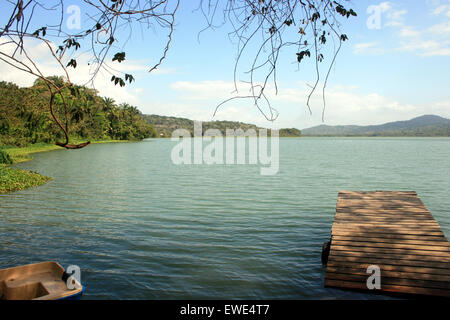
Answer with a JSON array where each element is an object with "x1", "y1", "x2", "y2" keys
[{"x1": 324, "y1": 191, "x2": 450, "y2": 297}]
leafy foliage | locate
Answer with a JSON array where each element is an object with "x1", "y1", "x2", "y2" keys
[
  {"x1": 0, "y1": 78, "x2": 158, "y2": 147},
  {"x1": 203, "y1": 0, "x2": 358, "y2": 121},
  {"x1": 0, "y1": 149, "x2": 12, "y2": 164},
  {"x1": 279, "y1": 128, "x2": 302, "y2": 137},
  {"x1": 0, "y1": 166, "x2": 52, "y2": 194},
  {"x1": 112, "y1": 52, "x2": 126, "y2": 63}
]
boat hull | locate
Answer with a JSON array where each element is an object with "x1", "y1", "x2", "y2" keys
[{"x1": 0, "y1": 261, "x2": 84, "y2": 300}]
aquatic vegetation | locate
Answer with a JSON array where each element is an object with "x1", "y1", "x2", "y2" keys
[{"x1": 0, "y1": 166, "x2": 51, "y2": 193}]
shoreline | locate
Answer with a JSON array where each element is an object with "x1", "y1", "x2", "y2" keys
[
  {"x1": 0, "y1": 140, "x2": 131, "y2": 193},
  {"x1": 2, "y1": 139, "x2": 132, "y2": 164}
]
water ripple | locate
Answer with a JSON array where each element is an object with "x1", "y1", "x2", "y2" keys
[{"x1": 1, "y1": 138, "x2": 449, "y2": 299}]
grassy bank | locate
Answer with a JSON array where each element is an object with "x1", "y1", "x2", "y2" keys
[
  {"x1": 0, "y1": 140, "x2": 130, "y2": 193},
  {"x1": 1, "y1": 140, "x2": 130, "y2": 163},
  {"x1": 1, "y1": 143, "x2": 61, "y2": 164}
]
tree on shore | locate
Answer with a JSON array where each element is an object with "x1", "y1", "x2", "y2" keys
[
  {"x1": 0, "y1": 0, "x2": 356, "y2": 148},
  {"x1": 0, "y1": 79, "x2": 158, "y2": 146}
]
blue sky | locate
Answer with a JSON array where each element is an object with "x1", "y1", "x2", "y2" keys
[{"x1": 1, "y1": 0, "x2": 449, "y2": 129}]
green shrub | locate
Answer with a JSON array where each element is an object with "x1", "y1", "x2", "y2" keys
[{"x1": 0, "y1": 149, "x2": 12, "y2": 164}]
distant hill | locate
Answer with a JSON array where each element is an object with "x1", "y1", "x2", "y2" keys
[
  {"x1": 141, "y1": 114, "x2": 301, "y2": 137},
  {"x1": 301, "y1": 115, "x2": 450, "y2": 137}
]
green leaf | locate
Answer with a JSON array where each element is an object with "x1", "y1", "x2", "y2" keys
[
  {"x1": 67, "y1": 59, "x2": 77, "y2": 68},
  {"x1": 125, "y1": 74, "x2": 134, "y2": 83},
  {"x1": 112, "y1": 52, "x2": 126, "y2": 63},
  {"x1": 311, "y1": 12, "x2": 320, "y2": 22},
  {"x1": 296, "y1": 50, "x2": 311, "y2": 63}
]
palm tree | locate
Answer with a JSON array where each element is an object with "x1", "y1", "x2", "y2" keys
[
  {"x1": 102, "y1": 97, "x2": 121, "y2": 136},
  {"x1": 102, "y1": 97, "x2": 120, "y2": 121},
  {"x1": 102, "y1": 97, "x2": 115, "y2": 113},
  {"x1": 69, "y1": 100, "x2": 84, "y2": 123},
  {"x1": 119, "y1": 103, "x2": 130, "y2": 118}
]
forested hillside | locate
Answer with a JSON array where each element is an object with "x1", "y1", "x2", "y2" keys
[
  {"x1": 142, "y1": 114, "x2": 301, "y2": 137},
  {"x1": 0, "y1": 77, "x2": 157, "y2": 147}
]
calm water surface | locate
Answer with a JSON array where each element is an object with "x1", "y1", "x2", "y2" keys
[{"x1": 1, "y1": 138, "x2": 449, "y2": 299}]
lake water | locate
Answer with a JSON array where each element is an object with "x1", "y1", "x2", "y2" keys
[{"x1": 1, "y1": 138, "x2": 449, "y2": 299}]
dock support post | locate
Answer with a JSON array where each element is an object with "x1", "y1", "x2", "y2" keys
[{"x1": 321, "y1": 240, "x2": 331, "y2": 265}]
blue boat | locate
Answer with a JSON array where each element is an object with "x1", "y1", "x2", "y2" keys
[{"x1": 0, "y1": 261, "x2": 84, "y2": 300}]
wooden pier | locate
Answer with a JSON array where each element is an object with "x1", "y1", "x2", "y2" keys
[{"x1": 324, "y1": 191, "x2": 450, "y2": 297}]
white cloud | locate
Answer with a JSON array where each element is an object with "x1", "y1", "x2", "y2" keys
[
  {"x1": 361, "y1": 1, "x2": 449, "y2": 56},
  {"x1": 379, "y1": 2, "x2": 392, "y2": 12},
  {"x1": 354, "y1": 2, "x2": 450, "y2": 56},
  {"x1": 432, "y1": 4, "x2": 450, "y2": 17},
  {"x1": 385, "y1": 7, "x2": 407, "y2": 27},
  {"x1": 421, "y1": 47, "x2": 450, "y2": 56},
  {"x1": 399, "y1": 39, "x2": 440, "y2": 51},
  {"x1": 396, "y1": 25, "x2": 450, "y2": 56},
  {"x1": 163, "y1": 80, "x2": 279, "y2": 125},
  {"x1": 399, "y1": 26, "x2": 420, "y2": 37},
  {"x1": 428, "y1": 21, "x2": 450, "y2": 35},
  {"x1": 353, "y1": 42, "x2": 385, "y2": 55},
  {"x1": 0, "y1": 38, "x2": 154, "y2": 106},
  {"x1": 274, "y1": 85, "x2": 450, "y2": 129},
  {"x1": 389, "y1": 7, "x2": 450, "y2": 57},
  {"x1": 170, "y1": 80, "x2": 236, "y2": 100},
  {"x1": 151, "y1": 67, "x2": 177, "y2": 75},
  {"x1": 147, "y1": 80, "x2": 450, "y2": 130},
  {"x1": 358, "y1": 3, "x2": 449, "y2": 57}
]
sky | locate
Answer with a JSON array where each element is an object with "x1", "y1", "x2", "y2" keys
[{"x1": 0, "y1": 0, "x2": 449, "y2": 130}]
